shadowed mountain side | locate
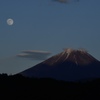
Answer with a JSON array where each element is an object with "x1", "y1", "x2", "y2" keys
[{"x1": 19, "y1": 49, "x2": 100, "y2": 81}]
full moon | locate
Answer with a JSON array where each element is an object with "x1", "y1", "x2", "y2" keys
[{"x1": 7, "y1": 18, "x2": 14, "y2": 25}]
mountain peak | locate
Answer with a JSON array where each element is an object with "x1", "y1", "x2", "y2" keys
[
  {"x1": 62, "y1": 48, "x2": 88, "y2": 59},
  {"x1": 63, "y1": 48, "x2": 87, "y2": 54},
  {"x1": 19, "y1": 48, "x2": 100, "y2": 81},
  {"x1": 43, "y1": 48, "x2": 98, "y2": 66}
]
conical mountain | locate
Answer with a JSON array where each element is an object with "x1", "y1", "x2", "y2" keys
[{"x1": 19, "y1": 48, "x2": 100, "y2": 81}]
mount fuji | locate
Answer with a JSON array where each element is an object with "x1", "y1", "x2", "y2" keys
[{"x1": 19, "y1": 48, "x2": 100, "y2": 81}]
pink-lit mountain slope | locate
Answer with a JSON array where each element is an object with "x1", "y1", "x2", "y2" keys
[{"x1": 19, "y1": 48, "x2": 100, "y2": 81}]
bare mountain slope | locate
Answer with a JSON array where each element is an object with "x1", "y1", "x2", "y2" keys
[{"x1": 19, "y1": 49, "x2": 100, "y2": 81}]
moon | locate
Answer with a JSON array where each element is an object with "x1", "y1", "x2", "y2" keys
[{"x1": 7, "y1": 18, "x2": 14, "y2": 25}]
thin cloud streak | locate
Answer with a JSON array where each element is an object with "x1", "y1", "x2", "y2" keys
[
  {"x1": 16, "y1": 50, "x2": 51, "y2": 60},
  {"x1": 52, "y1": 0, "x2": 69, "y2": 3},
  {"x1": 52, "y1": 0, "x2": 79, "y2": 4}
]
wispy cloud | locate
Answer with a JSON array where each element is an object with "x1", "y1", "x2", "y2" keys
[
  {"x1": 16, "y1": 50, "x2": 51, "y2": 60},
  {"x1": 52, "y1": 0, "x2": 79, "y2": 4},
  {"x1": 52, "y1": 0, "x2": 69, "y2": 3}
]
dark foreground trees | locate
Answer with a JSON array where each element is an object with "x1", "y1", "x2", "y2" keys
[{"x1": 0, "y1": 73, "x2": 100, "y2": 100}]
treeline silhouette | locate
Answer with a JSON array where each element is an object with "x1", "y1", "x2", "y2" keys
[{"x1": 0, "y1": 73, "x2": 100, "y2": 100}]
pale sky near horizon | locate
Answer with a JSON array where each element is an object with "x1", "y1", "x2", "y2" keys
[{"x1": 0, "y1": 0, "x2": 100, "y2": 74}]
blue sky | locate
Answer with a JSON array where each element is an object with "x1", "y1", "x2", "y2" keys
[{"x1": 0, "y1": 0, "x2": 100, "y2": 74}]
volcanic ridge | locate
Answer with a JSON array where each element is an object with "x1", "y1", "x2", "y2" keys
[{"x1": 19, "y1": 48, "x2": 100, "y2": 81}]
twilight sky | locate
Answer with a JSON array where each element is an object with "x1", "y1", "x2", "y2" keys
[{"x1": 0, "y1": 0, "x2": 100, "y2": 74}]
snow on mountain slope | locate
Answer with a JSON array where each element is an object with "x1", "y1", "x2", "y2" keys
[{"x1": 19, "y1": 48, "x2": 100, "y2": 81}]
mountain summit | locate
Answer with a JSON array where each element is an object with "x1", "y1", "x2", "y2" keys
[
  {"x1": 43, "y1": 48, "x2": 98, "y2": 66},
  {"x1": 19, "y1": 48, "x2": 100, "y2": 81}
]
